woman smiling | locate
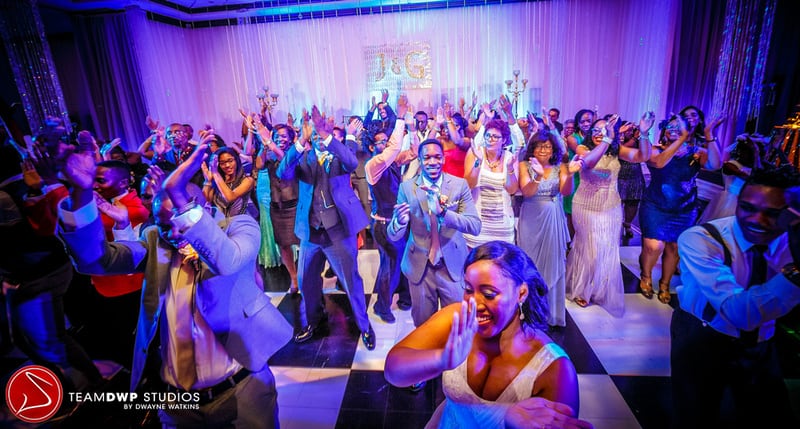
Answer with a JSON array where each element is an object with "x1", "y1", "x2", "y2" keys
[{"x1": 385, "y1": 242, "x2": 592, "y2": 429}]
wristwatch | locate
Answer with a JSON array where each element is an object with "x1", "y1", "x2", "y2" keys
[{"x1": 782, "y1": 263, "x2": 800, "y2": 287}]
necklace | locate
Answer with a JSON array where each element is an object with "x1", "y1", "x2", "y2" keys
[{"x1": 485, "y1": 150, "x2": 502, "y2": 169}]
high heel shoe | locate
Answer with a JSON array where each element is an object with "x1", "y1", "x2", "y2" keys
[
  {"x1": 639, "y1": 277, "x2": 654, "y2": 299},
  {"x1": 658, "y1": 281, "x2": 671, "y2": 304},
  {"x1": 574, "y1": 297, "x2": 589, "y2": 308},
  {"x1": 623, "y1": 223, "x2": 634, "y2": 238}
]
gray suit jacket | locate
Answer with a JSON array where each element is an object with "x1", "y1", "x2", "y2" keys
[
  {"x1": 277, "y1": 137, "x2": 369, "y2": 241},
  {"x1": 387, "y1": 173, "x2": 481, "y2": 284},
  {"x1": 59, "y1": 208, "x2": 292, "y2": 391}
]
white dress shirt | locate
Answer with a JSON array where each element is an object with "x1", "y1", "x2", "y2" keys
[{"x1": 677, "y1": 216, "x2": 800, "y2": 341}]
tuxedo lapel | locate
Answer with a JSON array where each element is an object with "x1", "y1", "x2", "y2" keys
[{"x1": 413, "y1": 176, "x2": 431, "y2": 231}]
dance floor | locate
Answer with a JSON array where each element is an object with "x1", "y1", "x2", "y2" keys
[{"x1": 2, "y1": 243, "x2": 799, "y2": 428}]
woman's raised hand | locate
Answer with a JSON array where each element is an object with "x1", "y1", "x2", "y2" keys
[{"x1": 440, "y1": 298, "x2": 478, "y2": 371}]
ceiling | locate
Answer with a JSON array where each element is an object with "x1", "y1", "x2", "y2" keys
[{"x1": 36, "y1": 1, "x2": 497, "y2": 26}]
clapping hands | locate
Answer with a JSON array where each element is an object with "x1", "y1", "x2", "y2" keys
[
  {"x1": 310, "y1": 105, "x2": 334, "y2": 140},
  {"x1": 95, "y1": 192, "x2": 130, "y2": 227}
]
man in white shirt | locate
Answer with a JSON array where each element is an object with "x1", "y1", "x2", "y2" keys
[
  {"x1": 672, "y1": 166, "x2": 800, "y2": 428},
  {"x1": 58, "y1": 139, "x2": 292, "y2": 428}
]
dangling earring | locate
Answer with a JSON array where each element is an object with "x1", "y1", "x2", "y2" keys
[{"x1": 518, "y1": 302, "x2": 525, "y2": 320}]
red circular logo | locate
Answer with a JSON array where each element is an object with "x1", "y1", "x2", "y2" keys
[{"x1": 5, "y1": 365, "x2": 64, "y2": 423}]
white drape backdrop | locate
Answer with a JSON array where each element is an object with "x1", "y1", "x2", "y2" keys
[{"x1": 127, "y1": 0, "x2": 679, "y2": 143}]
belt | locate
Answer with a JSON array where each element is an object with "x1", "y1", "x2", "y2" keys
[
  {"x1": 371, "y1": 213, "x2": 391, "y2": 223},
  {"x1": 271, "y1": 199, "x2": 298, "y2": 210},
  {"x1": 167, "y1": 368, "x2": 251, "y2": 405}
]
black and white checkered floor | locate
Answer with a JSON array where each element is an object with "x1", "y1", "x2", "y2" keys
[{"x1": 2, "y1": 246, "x2": 799, "y2": 428}]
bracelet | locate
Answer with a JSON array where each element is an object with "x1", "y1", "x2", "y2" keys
[{"x1": 707, "y1": 137, "x2": 717, "y2": 143}]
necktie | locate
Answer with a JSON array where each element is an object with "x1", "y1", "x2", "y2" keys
[
  {"x1": 741, "y1": 244, "x2": 769, "y2": 345},
  {"x1": 748, "y1": 245, "x2": 768, "y2": 286},
  {"x1": 428, "y1": 186, "x2": 441, "y2": 265},
  {"x1": 317, "y1": 152, "x2": 332, "y2": 173}
]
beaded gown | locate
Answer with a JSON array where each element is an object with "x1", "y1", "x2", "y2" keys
[
  {"x1": 565, "y1": 154, "x2": 625, "y2": 317},
  {"x1": 518, "y1": 167, "x2": 570, "y2": 326}
]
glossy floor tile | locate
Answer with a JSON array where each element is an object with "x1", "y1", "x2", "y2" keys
[{"x1": 5, "y1": 242, "x2": 800, "y2": 429}]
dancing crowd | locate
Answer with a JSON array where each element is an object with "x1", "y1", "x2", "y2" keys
[{"x1": 2, "y1": 89, "x2": 800, "y2": 428}]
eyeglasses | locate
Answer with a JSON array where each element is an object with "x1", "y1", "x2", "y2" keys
[
  {"x1": 219, "y1": 159, "x2": 236, "y2": 166},
  {"x1": 167, "y1": 130, "x2": 186, "y2": 136},
  {"x1": 591, "y1": 128, "x2": 603, "y2": 135},
  {"x1": 485, "y1": 133, "x2": 503, "y2": 141},
  {"x1": 535, "y1": 145, "x2": 553, "y2": 151}
]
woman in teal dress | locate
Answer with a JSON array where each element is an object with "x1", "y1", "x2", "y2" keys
[{"x1": 564, "y1": 109, "x2": 595, "y2": 238}]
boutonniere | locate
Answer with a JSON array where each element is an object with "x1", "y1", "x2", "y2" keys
[
  {"x1": 438, "y1": 194, "x2": 460, "y2": 210},
  {"x1": 178, "y1": 242, "x2": 200, "y2": 271}
]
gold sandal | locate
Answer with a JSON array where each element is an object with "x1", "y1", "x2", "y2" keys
[
  {"x1": 657, "y1": 282, "x2": 671, "y2": 304},
  {"x1": 639, "y1": 277, "x2": 654, "y2": 299}
]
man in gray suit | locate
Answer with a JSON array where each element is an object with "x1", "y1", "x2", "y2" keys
[
  {"x1": 277, "y1": 106, "x2": 376, "y2": 350},
  {"x1": 58, "y1": 138, "x2": 292, "y2": 428},
  {"x1": 388, "y1": 139, "x2": 481, "y2": 327}
]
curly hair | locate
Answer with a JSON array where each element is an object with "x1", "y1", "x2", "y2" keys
[
  {"x1": 524, "y1": 131, "x2": 563, "y2": 166},
  {"x1": 484, "y1": 119, "x2": 511, "y2": 148},
  {"x1": 463, "y1": 241, "x2": 549, "y2": 332}
]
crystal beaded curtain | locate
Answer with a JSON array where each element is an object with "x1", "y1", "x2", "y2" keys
[
  {"x1": 125, "y1": 0, "x2": 679, "y2": 143},
  {"x1": 0, "y1": 0, "x2": 70, "y2": 134},
  {"x1": 711, "y1": 0, "x2": 776, "y2": 145}
]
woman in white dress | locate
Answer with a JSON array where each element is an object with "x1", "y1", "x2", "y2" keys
[
  {"x1": 565, "y1": 114, "x2": 653, "y2": 316},
  {"x1": 385, "y1": 241, "x2": 592, "y2": 429},
  {"x1": 463, "y1": 118, "x2": 519, "y2": 248}
]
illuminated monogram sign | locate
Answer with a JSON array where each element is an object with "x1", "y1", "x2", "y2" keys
[{"x1": 364, "y1": 42, "x2": 432, "y2": 91}]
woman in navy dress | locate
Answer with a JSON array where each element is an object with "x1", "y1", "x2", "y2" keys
[{"x1": 638, "y1": 116, "x2": 721, "y2": 303}]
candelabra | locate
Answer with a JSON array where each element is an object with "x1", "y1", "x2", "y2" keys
[
  {"x1": 504, "y1": 70, "x2": 528, "y2": 117},
  {"x1": 257, "y1": 86, "x2": 279, "y2": 120}
]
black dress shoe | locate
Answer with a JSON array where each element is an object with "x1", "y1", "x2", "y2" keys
[
  {"x1": 397, "y1": 301, "x2": 412, "y2": 311},
  {"x1": 375, "y1": 309, "x2": 396, "y2": 324},
  {"x1": 409, "y1": 381, "x2": 426, "y2": 393},
  {"x1": 294, "y1": 325, "x2": 315, "y2": 343},
  {"x1": 361, "y1": 326, "x2": 376, "y2": 350}
]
